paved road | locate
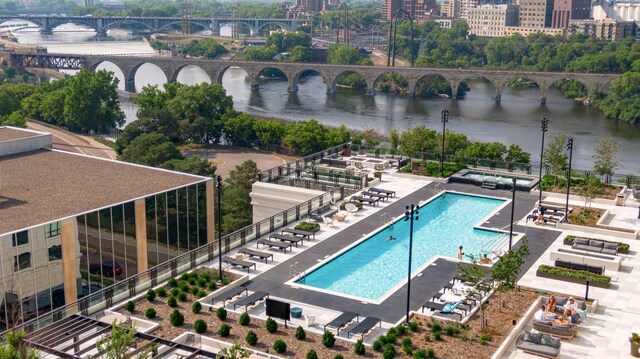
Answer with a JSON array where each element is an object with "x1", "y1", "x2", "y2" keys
[{"x1": 27, "y1": 121, "x2": 117, "y2": 160}]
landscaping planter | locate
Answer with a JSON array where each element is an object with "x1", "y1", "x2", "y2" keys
[
  {"x1": 631, "y1": 340, "x2": 640, "y2": 358},
  {"x1": 536, "y1": 269, "x2": 610, "y2": 288}
]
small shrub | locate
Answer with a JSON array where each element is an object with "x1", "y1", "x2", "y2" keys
[
  {"x1": 216, "y1": 307, "x2": 227, "y2": 321},
  {"x1": 178, "y1": 291, "x2": 187, "y2": 302},
  {"x1": 403, "y1": 345, "x2": 413, "y2": 355},
  {"x1": 146, "y1": 289, "x2": 156, "y2": 302},
  {"x1": 354, "y1": 339, "x2": 366, "y2": 355},
  {"x1": 167, "y1": 277, "x2": 178, "y2": 288},
  {"x1": 245, "y1": 331, "x2": 258, "y2": 345},
  {"x1": 273, "y1": 339, "x2": 287, "y2": 354},
  {"x1": 387, "y1": 327, "x2": 397, "y2": 336},
  {"x1": 322, "y1": 331, "x2": 336, "y2": 348},
  {"x1": 221, "y1": 278, "x2": 230, "y2": 285},
  {"x1": 171, "y1": 288, "x2": 181, "y2": 297},
  {"x1": 189, "y1": 271, "x2": 199, "y2": 279},
  {"x1": 383, "y1": 344, "x2": 396, "y2": 359},
  {"x1": 189, "y1": 286, "x2": 198, "y2": 295},
  {"x1": 424, "y1": 334, "x2": 431, "y2": 342},
  {"x1": 192, "y1": 301, "x2": 202, "y2": 314},
  {"x1": 265, "y1": 318, "x2": 278, "y2": 333},
  {"x1": 334, "y1": 355, "x2": 344, "y2": 359},
  {"x1": 414, "y1": 349, "x2": 427, "y2": 359},
  {"x1": 480, "y1": 339, "x2": 487, "y2": 345},
  {"x1": 373, "y1": 339, "x2": 384, "y2": 351},
  {"x1": 480, "y1": 333, "x2": 492, "y2": 341},
  {"x1": 295, "y1": 326, "x2": 306, "y2": 340},
  {"x1": 395, "y1": 324, "x2": 407, "y2": 336},
  {"x1": 196, "y1": 290, "x2": 206, "y2": 298},
  {"x1": 427, "y1": 348, "x2": 436, "y2": 358},
  {"x1": 167, "y1": 296, "x2": 177, "y2": 307},
  {"x1": 194, "y1": 319, "x2": 207, "y2": 333},
  {"x1": 180, "y1": 273, "x2": 189, "y2": 281},
  {"x1": 200, "y1": 272, "x2": 211, "y2": 282},
  {"x1": 402, "y1": 338, "x2": 412, "y2": 347},
  {"x1": 431, "y1": 323, "x2": 442, "y2": 333},
  {"x1": 306, "y1": 349, "x2": 318, "y2": 359},
  {"x1": 124, "y1": 301, "x2": 135, "y2": 313},
  {"x1": 434, "y1": 332, "x2": 442, "y2": 341},
  {"x1": 217, "y1": 323, "x2": 231, "y2": 337},
  {"x1": 170, "y1": 310, "x2": 184, "y2": 326},
  {"x1": 197, "y1": 278, "x2": 207, "y2": 288},
  {"x1": 145, "y1": 308, "x2": 156, "y2": 319},
  {"x1": 207, "y1": 280, "x2": 217, "y2": 290},
  {"x1": 385, "y1": 333, "x2": 396, "y2": 344},
  {"x1": 294, "y1": 221, "x2": 320, "y2": 232},
  {"x1": 156, "y1": 287, "x2": 167, "y2": 297},
  {"x1": 188, "y1": 277, "x2": 197, "y2": 285},
  {"x1": 239, "y1": 311, "x2": 250, "y2": 326},
  {"x1": 446, "y1": 326, "x2": 460, "y2": 336},
  {"x1": 409, "y1": 320, "x2": 419, "y2": 332},
  {"x1": 179, "y1": 282, "x2": 190, "y2": 292}
]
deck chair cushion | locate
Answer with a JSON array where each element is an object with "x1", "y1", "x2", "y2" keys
[
  {"x1": 523, "y1": 331, "x2": 543, "y2": 345},
  {"x1": 541, "y1": 334, "x2": 561, "y2": 349},
  {"x1": 442, "y1": 301, "x2": 461, "y2": 313}
]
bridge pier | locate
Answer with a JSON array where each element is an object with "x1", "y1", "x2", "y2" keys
[
  {"x1": 366, "y1": 86, "x2": 376, "y2": 96},
  {"x1": 40, "y1": 27, "x2": 53, "y2": 35},
  {"x1": 211, "y1": 19, "x2": 220, "y2": 36},
  {"x1": 251, "y1": 82, "x2": 259, "y2": 91},
  {"x1": 495, "y1": 87, "x2": 503, "y2": 103},
  {"x1": 288, "y1": 83, "x2": 298, "y2": 93},
  {"x1": 450, "y1": 84, "x2": 459, "y2": 100},
  {"x1": 95, "y1": 29, "x2": 108, "y2": 37},
  {"x1": 125, "y1": 79, "x2": 136, "y2": 93}
]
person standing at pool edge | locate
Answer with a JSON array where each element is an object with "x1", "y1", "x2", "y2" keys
[{"x1": 457, "y1": 246, "x2": 464, "y2": 260}]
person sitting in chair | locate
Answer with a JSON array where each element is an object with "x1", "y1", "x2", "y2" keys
[
  {"x1": 546, "y1": 296, "x2": 557, "y2": 313},
  {"x1": 551, "y1": 315, "x2": 571, "y2": 327},
  {"x1": 563, "y1": 297, "x2": 579, "y2": 317}
]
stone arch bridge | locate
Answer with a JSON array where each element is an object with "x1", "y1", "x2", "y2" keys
[
  {"x1": 0, "y1": 15, "x2": 300, "y2": 36},
  {"x1": 7, "y1": 52, "x2": 620, "y2": 104}
]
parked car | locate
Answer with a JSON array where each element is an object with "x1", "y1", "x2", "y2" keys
[{"x1": 89, "y1": 259, "x2": 122, "y2": 277}]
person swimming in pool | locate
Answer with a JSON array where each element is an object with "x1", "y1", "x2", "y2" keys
[{"x1": 457, "y1": 245, "x2": 464, "y2": 260}]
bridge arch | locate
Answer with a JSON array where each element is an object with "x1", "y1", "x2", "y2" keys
[
  {"x1": 330, "y1": 70, "x2": 369, "y2": 94},
  {"x1": 256, "y1": 22, "x2": 291, "y2": 35},
  {"x1": 372, "y1": 72, "x2": 410, "y2": 97},
  {"x1": 414, "y1": 74, "x2": 455, "y2": 99},
  {"x1": 157, "y1": 21, "x2": 209, "y2": 32},
  {"x1": 252, "y1": 67, "x2": 288, "y2": 91},
  {"x1": 0, "y1": 18, "x2": 45, "y2": 29},
  {"x1": 104, "y1": 20, "x2": 154, "y2": 32},
  {"x1": 171, "y1": 64, "x2": 212, "y2": 85},
  {"x1": 93, "y1": 61, "x2": 127, "y2": 91},
  {"x1": 47, "y1": 19, "x2": 97, "y2": 32},
  {"x1": 450, "y1": 76, "x2": 500, "y2": 101},
  {"x1": 128, "y1": 62, "x2": 170, "y2": 93},
  {"x1": 291, "y1": 68, "x2": 328, "y2": 94}
]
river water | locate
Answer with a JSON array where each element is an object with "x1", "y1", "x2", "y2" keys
[{"x1": 7, "y1": 26, "x2": 640, "y2": 174}]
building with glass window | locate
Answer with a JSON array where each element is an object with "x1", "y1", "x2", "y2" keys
[{"x1": 0, "y1": 126, "x2": 214, "y2": 331}]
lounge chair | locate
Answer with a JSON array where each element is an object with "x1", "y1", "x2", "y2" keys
[
  {"x1": 281, "y1": 228, "x2": 315, "y2": 240},
  {"x1": 345, "y1": 203, "x2": 359, "y2": 215},
  {"x1": 222, "y1": 256, "x2": 257, "y2": 273},
  {"x1": 257, "y1": 238, "x2": 292, "y2": 253},
  {"x1": 532, "y1": 320, "x2": 577, "y2": 339},
  {"x1": 323, "y1": 311, "x2": 358, "y2": 334},
  {"x1": 238, "y1": 248, "x2": 273, "y2": 263},
  {"x1": 361, "y1": 191, "x2": 388, "y2": 202},
  {"x1": 323, "y1": 216, "x2": 334, "y2": 227},
  {"x1": 233, "y1": 291, "x2": 268, "y2": 311},
  {"x1": 354, "y1": 162, "x2": 365, "y2": 170},
  {"x1": 350, "y1": 195, "x2": 378, "y2": 206},
  {"x1": 347, "y1": 316, "x2": 381, "y2": 339},
  {"x1": 211, "y1": 286, "x2": 248, "y2": 307},
  {"x1": 516, "y1": 331, "x2": 561, "y2": 358},
  {"x1": 421, "y1": 300, "x2": 464, "y2": 320},
  {"x1": 369, "y1": 187, "x2": 396, "y2": 198},
  {"x1": 270, "y1": 233, "x2": 304, "y2": 247}
]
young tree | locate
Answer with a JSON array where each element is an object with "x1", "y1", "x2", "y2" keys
[
  {"x1": 220, "y1": 344, "x2": 251, "y2": 359},
  {"x1": 580, "y1": 176, "x2": 602, "y2": 209},
  {"x1": 542, "y1": 133, "x2": 568, "y2": 176},
  {"x1": 491, "y1": 237, "x2": 529, "y2": 311},
  {"x1": 95, "y1": 323, "x2": 154, "y2": 359},
  {"x1": 592, "y1": 135, "x2": 620, "y2": 179},
  {"x1": 221, "y1": 160, "x2": 260, "y2": 233},
  {"x1": 0, "y1": 330, "x2": 38, "y2": 359}
]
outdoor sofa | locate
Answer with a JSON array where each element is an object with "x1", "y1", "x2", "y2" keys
[
  {"x1": 572, "y1": 237, "x2": 619, "y2": 255},
  {"x1": 532, "y1": 320, "x2": 577, "y2": 339},
  {"x1": 542, "y1": 296, "x2": 586, "y2": 315},
  {"x1": 516, "y1": 331, "x2": 561, "y2": 358}
]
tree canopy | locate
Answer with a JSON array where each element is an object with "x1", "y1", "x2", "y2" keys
[
  {"x1": 178, "y1": 39, "x2": 228, "y2": 59},
  {"x1": 221, "y1": 160, "x2": 260, "y2": 234}
]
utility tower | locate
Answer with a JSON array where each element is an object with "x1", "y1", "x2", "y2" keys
[
  {"x1": 232, "y1": 0, "x2": 239, "y2": 39},
  {"x1": 182, "y1": 0, "x2": 193, "y2": 35}
]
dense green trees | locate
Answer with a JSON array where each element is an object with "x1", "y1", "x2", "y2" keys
[
  {"x1": 598, "y1": 71, "x2": 640, "y2": 124},
  {"x1": 266, "y1": 32, "x2": 311, "y2": 53},
  {"x1": 327, "y1": 44, "x2": 372, "y2": 65},
  {"x1": 178, "y1": 39, "x2": 228, "y2": 59},
  {"x1": 221, "y1": 160, "x2": 260, "y2": 233}
]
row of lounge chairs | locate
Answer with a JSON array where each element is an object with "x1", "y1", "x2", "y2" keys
[
  {"x1": 210, "y1": 286, "x2": 268, "y2": 312},
  {"x1": 421, "y1": 277, "x2": 479, "y2": 321},
  {"x1": 323, "y1": 311, "x2": 381, "y2": 339}
]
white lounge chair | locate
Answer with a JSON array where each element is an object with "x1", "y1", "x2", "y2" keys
[
  {"x1": 345, "y1": 203, "x2": 359, "y2": 216},
  {"x1": 323, "y1": 216, "x2": 334, "y2": 227}
]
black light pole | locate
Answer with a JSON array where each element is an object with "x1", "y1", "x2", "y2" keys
[
  {"x1": 440, "y1": 109, "x2": 449, "y2": 178},
  {"x1": 216, "y1": 175, "x2": 223, "y2": 283},
  {"x1": 403, "y1": 204, "x2": 419, "y2": 324},
  {"x1": 538, "y1": 117, "x2": 548, "y2": 203},
  {"x1": 509, "y1": 178, "x2": 516, "y2": 251},
  {"x1": 565, "y1": 138, "x2": 574, "y2": 218}
]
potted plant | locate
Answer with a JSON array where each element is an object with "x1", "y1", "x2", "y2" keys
[{"x1": 630, "y1": 333, "x2": 640, "y2": 357}]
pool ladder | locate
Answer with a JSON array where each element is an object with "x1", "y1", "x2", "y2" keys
[
  {"x1": 434, "y1": 183, "x2": 445, "y2": 194},
  {"x1": 290, "y1": 262, "x2": 306, "y2": 283},
  {"x1": 481, "y1": 170, "x2": 498, "y2": 190}
]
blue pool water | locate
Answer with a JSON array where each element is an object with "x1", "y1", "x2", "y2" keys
[{"x1": 297, "y1": 192, "x2": 506, "y2": 301}]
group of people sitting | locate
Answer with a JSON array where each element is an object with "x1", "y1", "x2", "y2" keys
[{"x1": 534, "y1": 296, "x2": 581, "y2": 327}]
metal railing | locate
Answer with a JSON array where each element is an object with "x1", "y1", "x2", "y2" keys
[{"x1": 5, "y1": 187, "x2": 345, "y2": 336}]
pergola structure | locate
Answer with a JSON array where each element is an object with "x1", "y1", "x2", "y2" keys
[{"x1": 24, "y1": 315, "x2": 220, "y2": 358}]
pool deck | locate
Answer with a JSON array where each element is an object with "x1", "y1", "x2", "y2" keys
[{"x1": 226, "y1": 179, "x2": 555, "y2": 326}]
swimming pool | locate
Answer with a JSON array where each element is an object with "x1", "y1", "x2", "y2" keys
[{"x1": 295, "y1": 192, "x2": 507, "y2": 302}]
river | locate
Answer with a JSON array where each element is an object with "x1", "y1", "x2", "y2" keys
[{"x1": 7, "y1": 25, "x2": 640, "y2": 174}]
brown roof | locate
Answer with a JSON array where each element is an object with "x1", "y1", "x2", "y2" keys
[
  {"x1": 0, "y1": 127, "x2": 40, "y2": 142},
  {"x1": 0, "y1": 149, "x2": 209, "y2": 235}
]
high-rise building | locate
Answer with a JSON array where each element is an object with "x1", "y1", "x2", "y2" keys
[
  {"x1": 551, "y1": 0, "x2": 591, "y2": 29},
  {"x1": 569, "y1": 18, "x2": 637, "y2": 40},
  {"x1": 459, "y1": 0, "x2": 479, "y2": 19},
  {"x1": 383, "y1": 0, "x2": 404, "y2": 20},
  {"x1": 440, "y1": 0, "x2": 460, "y2": 18},
  {"x1": 516, "y1": 0, "x2": 554, "y2": 28},
  {"x1": 593, "y1": 1, "x2": 640, "y2": 22},
  {"x1": 468, "y1": 4, "x2": 519, "y2": 37},
  {"x1": 414, "y1": 0, "x2": 438, "y2": 22}
]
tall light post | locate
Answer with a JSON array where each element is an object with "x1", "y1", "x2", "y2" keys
[
  {"x1": 509, "y1": 178, "x2": 516, "y2": 251},
  {"x1": 565, "y1": 138, "x2": 574, "y2": 219},
  {"x1": 403, "y1": 204, "x2": 420, "y2": 324},
  {"x1": 216, "y1": 175, "x2": 224, "y2": 283},
  {"x1": 440, "y1": 109, "x2": 449, "y2": 178},
  {"x1": 538, "y1": 117, "x2": 548, "y2": 203}
]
